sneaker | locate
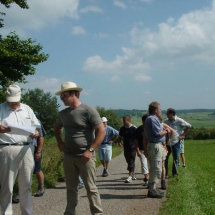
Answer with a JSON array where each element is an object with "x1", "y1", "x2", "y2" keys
[
  {"x1": 143, "y1": 179, "x2": 149, "y2": 186},
  {"x1": 161, "y1": 179, "x2": 166, "y2": 190},
  {"x1": 103, "y1": 171, "x2": 108, "y2": 177},
  {"x1": 147, "y1": 189, "x2": 163, "y2": 198},
  {"x1": 156, "y1": 189, "x2": 164, "y2": 196},
  {"x1": 125, "y1": 176, "x2": 132, "y2": 183},
  {"x1": 12, "y1": 195, "x2": 19, "y2": 204},
  {"x1": 34, "y1": 187, "x2": 45, "y2": 197},
  {"x1": 132, "y1": 173, "x2": 137, "y2": 180},
  {"x1": 102, "y1": 168, "x2": 108, "y2": 177},
  {"x1": 182, "y1": 164, "x2": 186, "y2": 168}
]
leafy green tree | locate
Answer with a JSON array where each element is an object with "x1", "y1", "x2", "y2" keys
[
  {"x1": 21, "y1": 88, "x2": 60, "y2": 136},
  {"x1": 96, "y1": 106, "x2": 122, "y2": 130},
  {"x1": 0, "y1": 32, "x2": 49, "y2": 90},
  {"x1": 0, "y1": 0, "x2": 49, "y2": 103}
]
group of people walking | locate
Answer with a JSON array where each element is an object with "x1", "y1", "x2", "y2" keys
[{"x1": 0, "y1": 81, "x2": 191, "y2": 215}]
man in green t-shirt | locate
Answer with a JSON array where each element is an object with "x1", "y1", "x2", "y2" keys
[{"x1": 54, "y1": 81, "x2": 106, "y2": 215}]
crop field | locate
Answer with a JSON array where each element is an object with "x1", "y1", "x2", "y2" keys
[{"x1": 130, "y1": 111, "x2": 215, "y2": 128}]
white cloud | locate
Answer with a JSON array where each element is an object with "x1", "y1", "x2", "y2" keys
[
  {"x1": 71, "y1": 26, "x2": 87, "y2": 35},
  {"x1": 81, "y1": 90, "x2": 93, "y2": 96},
  {"x1": 113, "y1": 0, "x2": 127, "y2": 9},
  {"x1": 134, "y1": 74, "x2": 152, "y2": 82},
  {"x1": 111, "y1": 75, "x2": 121, "y2": 82},
  {"x1": 1, "y1": 0, "x2": 79, "y2": 36},
  {"x1": 79, "y1": 5, "x2": 103, "y2": 13},
  {"x1": 96, "y1": 33, "x2": 108, "y2": 38},
  {"x1": 143, "y1": 91, "x2": 150, "y2": 95},
  {"x1": 18, "y1": 77, "x2": 61, "y2": 95},
  {"x1": 82, "y1": 1, "x2": 215, "y2": 79}
]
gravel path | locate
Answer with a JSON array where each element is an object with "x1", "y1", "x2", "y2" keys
[{"x1": 12, "y1": 153, "x2": 167, "y2": 215}]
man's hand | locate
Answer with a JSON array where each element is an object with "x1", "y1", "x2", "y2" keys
[
  {"x1": 0, "y1": 125, "x2": 11, "y2": 133},
  {"x1": 57, "y1": 141, "x2": 65, "y2": 152},
  {"x1": 30, "y1": 130, "x2": 39, "y2": 139},
  {"x1": 82, "y1": 150, "x2": 93, "y2": 163},
  {"x1": 34, "y1": 152, "x2": 41, "y2": 161},
  {"x1": 178, "y1": 135, "x2": 185, "y2": 140}
]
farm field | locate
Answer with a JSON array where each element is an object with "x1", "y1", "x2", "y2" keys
[
  {"x1": 130, "y1": 111, "x2": 215, "y2": 128},
  {"x1": 159, "y1": 139, "x2": 215, "y2": 215}
]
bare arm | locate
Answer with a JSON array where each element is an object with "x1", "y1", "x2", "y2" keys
[
  {"x1": 163, "y1": 123, "x2": 176, "y2": 142},
  {"x1": 143, "y1": 134, "x2": 148, "y2": 158},
  {"x1": 135, "y1": 139, "x2": 141, "y2": 157},
  {"x1": 54, "y1": 124, "x2": 65, "y2": 152},
  {"x1": 35, "y1": 136, "x2": 44, "y2": 161},
  {"x1": 82, "y1": 123, "x2": 106, "y2": 163},
  {"x1": 179, "y1": 127, "x2": 191, "y2": 140}
]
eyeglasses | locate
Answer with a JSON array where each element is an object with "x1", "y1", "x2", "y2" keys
[{"x1": 60, "y1": 92, "x2": 70, "y2": 99}]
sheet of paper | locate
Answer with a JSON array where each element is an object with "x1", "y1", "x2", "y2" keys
[{"x1": 7, "y1": 124, "x2": 39, "y2": 136}]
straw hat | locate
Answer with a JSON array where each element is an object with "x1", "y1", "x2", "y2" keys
[{"x1": 55, "y1": 82, "x2": 82, "y2": 95}]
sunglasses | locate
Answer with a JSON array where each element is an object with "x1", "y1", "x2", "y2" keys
[{"x1": 60, "y1": 92, "x2": 70, "y2": 99}]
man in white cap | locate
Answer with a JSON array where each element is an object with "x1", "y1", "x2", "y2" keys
[
  {"x1": 54, "y1": 81, "x2": 106, "y2": 215},
  {"x1": 0, "y1": 84, "x2": 40, "y2": 215},
  {"x1": 99, "y1": 117, "x2": 119, "y2": 177}
]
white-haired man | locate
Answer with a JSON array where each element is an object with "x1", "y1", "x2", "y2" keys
[{"x1": 0, "y1": 84, "x2": 40, "y2": 215}]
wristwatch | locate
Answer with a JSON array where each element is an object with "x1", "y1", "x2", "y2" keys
[{"x1": 88, "y1": 148, "x2": 94, "y2": 153}]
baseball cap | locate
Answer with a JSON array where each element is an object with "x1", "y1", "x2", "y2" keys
[
  {"x1": 6, "y1": 84, "x2": 21, "y2": 102},
  {"x1": 101, "y1": 117, "x2": 108, "y2": 122}
]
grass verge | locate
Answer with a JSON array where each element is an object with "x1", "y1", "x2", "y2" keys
[{"x1": 159, "y1": 139, "x2": 215, "y2": 215}]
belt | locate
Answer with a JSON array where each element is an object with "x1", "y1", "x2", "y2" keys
[
  {"x1": 101, "y1": 142, "x2": 109, "y2": 145},
  {"x1": 0, "y1": 142, "x2": 30, "y2": 146}
]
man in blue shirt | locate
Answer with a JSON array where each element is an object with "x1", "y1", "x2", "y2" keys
[
  {"x1": 144, "y1": 102, "x2": 169, "y2": 198},
  {"x1": 99, "y1": 117, "x2": 119, "y2": 177}
]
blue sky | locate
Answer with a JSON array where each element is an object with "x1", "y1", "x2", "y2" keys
[{"x1": 1, "y1": 0, "x2": 215, "y2": 110}]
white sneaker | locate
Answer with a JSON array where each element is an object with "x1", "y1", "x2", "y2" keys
[
  {"x1": 125, "y1": 176, "x2": 132, "y2": 183},
  {"x1": 132, "y1": 173, "x2": 137, "y2": 180}
]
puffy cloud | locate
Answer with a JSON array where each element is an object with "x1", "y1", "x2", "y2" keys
[
  {"x1": 18, "y1": 77, "x2": 61, "y2": 95},
  {"x1": 71, "y1": 26, "x2": 87, "y2": 35},
  {"x1": 113, "y1": 0, "x2": 127, "y2": 9},
  {"x1": 1, "y1": 0, "x2": 79, "y2": 36}
]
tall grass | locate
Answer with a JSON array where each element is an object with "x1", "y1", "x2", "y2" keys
[
  {"x1": 160, "y1": 139, "x2": 215, "y2": 215},
  {"x1": 31, "y1": 138, "x2": 123, "y2": 192}
]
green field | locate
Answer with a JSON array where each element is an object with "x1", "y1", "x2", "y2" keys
[
  {"x1": 130, "y1": 112, "x2": 215, "y2": 128},
  {"x1": 160, "y1": 139, "x2": 215, "y2": 215}
]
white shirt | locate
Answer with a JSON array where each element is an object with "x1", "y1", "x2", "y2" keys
[
  {"x1": 164, "y1": 115, "x2": 192, "y2": 146},
  {"x1": 0, "y1": 102, "x2": 40, "y2": 144}
]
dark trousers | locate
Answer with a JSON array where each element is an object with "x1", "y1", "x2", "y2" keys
[
  {"x1": 124, "y1": 147, "x2": 136, "y2": 172},
  {"x1": 165, "y1": 145, "x2": 172, "y2": 177}
]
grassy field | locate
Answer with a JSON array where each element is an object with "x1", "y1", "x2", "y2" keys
[
  {"x1": 159, "y1": 139, "x2": 215, "y2": 215},
  {"x1": 131, "y1": 112, "x2": 215, "y2": 128}
]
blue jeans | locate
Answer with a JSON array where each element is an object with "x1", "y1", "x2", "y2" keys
[{"x1": 171, "y1": 141, "x2": 181, "y2": 176}]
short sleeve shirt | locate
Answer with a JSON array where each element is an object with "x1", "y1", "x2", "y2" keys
[
  {"x1": 56, "y1": 103, "x2": 102, "y2": 156},
  {"x1": 134, "y1": 125, "x2": 144, "y2": 150},
  {"x1": 144, "y1": 115, "x2": 165, "y2": 143},
  {"x1": 119, "y1": 125, "x2": 137, "y2": 148}
]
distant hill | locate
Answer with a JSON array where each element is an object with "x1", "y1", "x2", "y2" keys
[{"x1": 113, "y1": 109, "x2": 215, "y2": 117}]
